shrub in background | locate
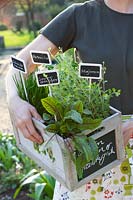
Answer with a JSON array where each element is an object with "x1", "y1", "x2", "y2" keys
[
  {"x1": 0, "y1": 24, "x2": 8, "y2": 31},
  {"x1": 0, "y1": 132, "x2": 55, "y2": 200},
  {"x1": 0, "y1": 132, "x2": 36, "y2": 193}
]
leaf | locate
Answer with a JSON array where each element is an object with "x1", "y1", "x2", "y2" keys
[
  {"x1": 88, "y1": 137, "x2": 99, "y2": 161},
  {"x1": 43, "y1": 113, "x2": 52, "y2": 121},
  {"x1": 39, "y1": 172, "x2": 55, "y2": 198},
  {"x1": 60, "y1": 124, "x2": 68, "y2": 134},
  {"x1": 56, "y1": 102, "x2": 64, "y2": 118},
  {"x1": 20, "y1": 173, "x2": 41, "y2": 186},
  {"x1": 66, "y1": 120, "x2": 80, "y2": 133},
  {"x1": 45, "y1": 124, "x2": 59, "y2": 133},
  {"x1": 83, "y1": 109, "x2": 92, "y2": 115},
  {"x1": 73, "y1": 135, "x2": 99, "y2": 178},
  {"x1": 73, "y1": 101, "x2": 83, "y2": 113},
  {"x1": 76, "y1": 153, "x2": 87, "y2": 179},
  {"x1": 44, "y1": 197, "x2": 51, "y2": 200},
  {"x1": 13, "y1": 186, "x2": 23, "y2": 199},
  {"x1": 20, "y1": 169, "x2": 38, "y2": 183},
  {"x1": 64, "y1": 110, "x2": 83, "y2": 124},
  {"x1": 27, "y1": 193, "x2": 36, "y2": 199},
  {"x1": 14, "y1": 169, "x2": 38, "y2": 199},
  {"x1": 82, "y1": 118, "x2": 102, "y2": 130},
  {"x1": 11, "y1": 155, "x2": 19, "y2": 162},
  {"x1": 73, "y1": 135, "x2": 92, "y2": 162},
  {"x1": 64, "y1": 104, "x2": 71, "y2": 113},
  {"x1": 40, "y1": 171, "x2": 55, "y2": 189},
  {"x1": 35, "y1": 183, "x2": 46, "y2": 200},
  {"x1": 41, "y1": 97, "x2": 63, "y2": 120}
]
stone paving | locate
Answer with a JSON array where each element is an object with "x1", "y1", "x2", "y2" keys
[{"x1": 0, "y1": 56, "x2": 13, "y2": 133}]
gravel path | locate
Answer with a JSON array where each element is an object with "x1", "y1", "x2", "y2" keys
[{"x1": 0, "y1": 57, "x2": 13, "y2": 133}]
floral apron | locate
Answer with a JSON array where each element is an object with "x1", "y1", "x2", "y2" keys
[{"x1": 53, "y1": 140, "x2": 133, "y2": 200}]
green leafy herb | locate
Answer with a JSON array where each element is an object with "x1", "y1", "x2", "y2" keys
[
  {"x1": 40, "y1": 52, "x2": 120, "y2": 178},
  {"x1": 13, "y1": 72, "x2": 49, "y2": 117},
  {"x1": 13, "y1": 50, "x2": 120, "y2": 179}
]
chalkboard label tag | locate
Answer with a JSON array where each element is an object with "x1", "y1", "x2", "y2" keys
[
  {"x1": 11, "y1": 56, "x2": 27, "y2": 73},
  {"x1": 35, "y1": 70, "x2": 60, "y2": 87},
  {"x1": 79, "y1": 63, "x2": 102, "y2": 79},
  {"x1": 30, "y1": 51, "x2": 52, "y2": 65},
  {"x1": 78, "y1": 130, "x2": 117, "y2": 181}
]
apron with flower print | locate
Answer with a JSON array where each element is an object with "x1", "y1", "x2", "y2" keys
[{"x1": 53, "y1": 143, "x2": 133, "y2": 200}]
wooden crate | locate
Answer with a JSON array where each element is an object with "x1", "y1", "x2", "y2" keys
[{"x1": 11, "y1": 106, "x2": 125, "y2": 191}]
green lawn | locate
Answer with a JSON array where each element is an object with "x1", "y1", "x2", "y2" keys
[{"x1": 0, "y1": 30, "x2": 34, "y2": 48}]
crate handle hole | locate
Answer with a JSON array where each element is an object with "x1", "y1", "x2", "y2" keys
[{"x1": 89, "y1": 126, "x2": 105, "y2": 137}]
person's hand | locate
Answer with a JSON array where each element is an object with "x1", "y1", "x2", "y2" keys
[
  {"x1": 9, "y1": 96, "x2": 43, "y2": 144},
  {"x1": 122, "y1": 120, "x2": 133, "y2": 146}
]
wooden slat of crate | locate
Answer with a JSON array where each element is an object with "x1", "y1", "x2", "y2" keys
[{"x1": 10, "y1": 107, "x2": 125, "y2": 191}]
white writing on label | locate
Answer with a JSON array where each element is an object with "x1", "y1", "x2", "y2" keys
[
  {"x1": 13, "y1": 60, "x2": 23, "y2": 68},
  {"x1": 83, "y1": 140, "x2": 116, "y2": 170},
  {"x1": 81, "y1": 69, "x2": 99, "y2": 76},
  {"x1": 39, "y1": 76, "x2": 58, "y2": 84},
  {"x1": 32, "y1": 54, "x2": 49, "y2": 61}
]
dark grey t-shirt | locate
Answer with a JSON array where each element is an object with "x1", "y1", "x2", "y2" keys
[{"x1": 40, "y1": 0, "x2": 133, "y2": 114}]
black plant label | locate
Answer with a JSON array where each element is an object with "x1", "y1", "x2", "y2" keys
[
  {"x1": 78, "y1": 130, "x2": 117, "y2": 181},
  {"x1": 30, "y1": 51, "x2": 52, "y2": 65},
  {"x1": 35, "y1": 70, "x2": 60, "y2": 87},
  {"x1": 79, "y1": 63, "x2": 102, "y2": 79},
  {"x1": 11, "y1": 56, "x2": 27, "y2": 73}
]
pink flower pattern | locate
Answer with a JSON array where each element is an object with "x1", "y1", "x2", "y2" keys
[{"x1": 53, "y1": 163, "x2": 133, "y2": 200}]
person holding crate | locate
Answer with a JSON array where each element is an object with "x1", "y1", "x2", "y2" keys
[{"x1": 6, "y1": 0, "x2": 133, "y2": 199}]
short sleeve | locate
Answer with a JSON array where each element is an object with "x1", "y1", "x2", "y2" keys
[{"x1": 40, "y1": 4, "x2": 76, "y2": 52}]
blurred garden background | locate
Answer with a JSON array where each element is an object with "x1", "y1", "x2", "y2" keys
[
  {"x1": 0, "y1": 0, "x2": 85, "y2": 48},
  {"x1": 0, "y1": 0, "x2": 85, "y2": 199}
]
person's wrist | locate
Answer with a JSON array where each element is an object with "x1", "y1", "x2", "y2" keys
[{"x1": 7, "y1": 94, "x2": 20, "y2": 109}]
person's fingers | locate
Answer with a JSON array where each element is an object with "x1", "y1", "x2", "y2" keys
[
  {"x1": 29, "y1": 106, "x2": 42, "y2": 120},
  {"x1": 13, "y1": 101, "x2": 45, "y2": 143},
  {"x1": 18, "y1": 121, "x2": 39, "y2": 143},
  {"x1": 26, "y1": 118, "x2": 43, "y2": 144},
  {"x1": 21, "y1": 126, "x2": 39, "y2": 143},
  {"x1": 16, "y1": 116, "x2": 43, "y2": 144}
]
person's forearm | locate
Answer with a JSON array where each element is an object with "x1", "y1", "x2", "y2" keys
[
  {"x1": 17, "y1": 34, "x2": 58, "y2": 73},
  {"x1": 5, "y1": 34, "x2": 58, "y2": 144},
  {"x1": 6, "y1": 67, "x2": 19, "y2": 104}
]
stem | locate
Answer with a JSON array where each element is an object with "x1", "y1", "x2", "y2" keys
[
  {"x1": 64, "y1": 138, "x2": 74, "y2": 152},
  {"x1": 88, "y1": 79, "x2": 92, "y2": 103}
]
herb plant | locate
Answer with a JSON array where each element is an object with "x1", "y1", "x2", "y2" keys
[
  {"x1": 13, "y1": 72, "x2": 49, "y2": 117},
  {"x1": 13, "y1": 50, "x2": 120, "y2": 179},
  {"x1": 40, "y1": 52, "x2": 120, "y2": 178}
]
